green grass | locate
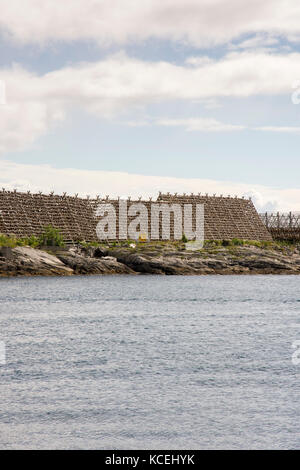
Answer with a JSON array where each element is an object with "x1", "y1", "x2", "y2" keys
[
  {"x1": 0, "y1": 225, "x2": 65, "y2": 249},
  {"x1": 0, "y1": 231, "x2": 298, "y2": 252},
  {"x1": 203, "y1": 238, "x2": 296, "y2": 250},
  {"x1": 0, "y1": 233, "x2": 40, "y2": 248}
]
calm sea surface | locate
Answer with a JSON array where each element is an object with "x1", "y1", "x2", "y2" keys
[{"x1": 0, "y1": 275, "x2": 299, "y2": 449}]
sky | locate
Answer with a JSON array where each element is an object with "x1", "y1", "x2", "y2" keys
[{"x1": 1, "y1": 0, "x2": 300, "y2": 211}]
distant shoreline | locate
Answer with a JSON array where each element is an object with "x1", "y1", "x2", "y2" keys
[{"x1": 1, "y1": 241, "x2": 300, "y2": 277}]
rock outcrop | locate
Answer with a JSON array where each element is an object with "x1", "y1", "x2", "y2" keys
[
  {"x1": 104, "y1": 245, "x2": 300, "y2": 275},
  {"x1": 56, "y1": 250, "x2": 135, "y2": 275},
  {"x1": 1, "y1": 243, "x2": 300, "y2": 277},
  {"x1": 0, "y1": 246, "x2": 73, "y2": 277}
]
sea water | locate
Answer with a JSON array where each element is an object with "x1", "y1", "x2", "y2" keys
[{"x1": 0, "y1": 275, "x2": 299, "y2": 449}]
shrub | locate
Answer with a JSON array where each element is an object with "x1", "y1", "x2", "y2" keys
[
  {"x1": 20, "y1": 235, "x2": 40, "y2": 248},
  {"x1": 204, "y1": 239, "x2": 223, "y2": 247},
  {"x1": 0, "y1": 233, "x2": 16, "y2": 247},
  {"x1": 38, "y1": 225, "x2": 65, "y2": 247},
  {"x1": 231, "y1": 238, "x2": 245, "y2": 246},
  {"x1": 181, "y1": 233, "x2": 188, "y2": 243},
  {"x1": 0, "y1": 233, "x2": 41, "y2": 248}
]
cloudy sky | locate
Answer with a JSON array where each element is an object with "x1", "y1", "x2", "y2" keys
[{"x1": 1, "y1": 0, "x2": 300, "y2": 211}]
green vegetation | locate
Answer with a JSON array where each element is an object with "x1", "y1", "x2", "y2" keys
[
  {"x1": 181, "y1": 233, "x2": 188, "y2": 243},
  {"x1": 77, "y1": 240, "x2": 103, "y2": 248},
  {"x1": 0, "y1": 233, "x2": 40, "y2": 248},
  {"x1": 204, "y1": 238, "x2": 282, "y2": 249},
  {"x1": 38, "y1": 225, "x2": 65, "y2": 247},
  {"x1": 0, "y1": 230, "x2": 298, "y2": 253},
  {"x1": 78, "y1": 239, "x2": 137, "y2": 249},
  {"x1": 0, "y1": 225, "x2": 65, "y2": 248}
]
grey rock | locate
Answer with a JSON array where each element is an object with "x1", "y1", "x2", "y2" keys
[
  {"x1": 0, "y1": 246, "x2": 13, "y2": 259},
  {"x1": 56, "y1": 251, "x2": 135, "y2": 275},
  {"x1": 0, "y1": 246, "x2": 73, "y2": 277},
  {"x1": 1, "y1": 244, "x2": 300, "y2": 277}
]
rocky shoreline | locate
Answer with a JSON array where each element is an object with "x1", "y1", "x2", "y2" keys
[{"x1": 1, "y1": 242, "x2": 300, "y2": 277}]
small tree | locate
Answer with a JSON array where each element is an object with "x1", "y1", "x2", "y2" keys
[
  {"x1": 181, "y1": 233, "x2": 188, "y2": 243},
  {"x1": 39, "y1": 225, "x2": 65, "y2": 247}
]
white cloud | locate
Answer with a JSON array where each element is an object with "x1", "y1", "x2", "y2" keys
[
  {"x1": 254, "y1": 126, "x2": 300, "y2": 133},
  {"x1": 185, "y1": 56, "x2": 214, "y2": 67},
  {"x1": 1, "y1": 1, "x2": 300, "y2": 48},
  {"x1": 124, "y1": 117, "x2": 300, "y2": 133},
  {"x1": 153, "y1": 119, "x2": 300, "y2": 133},
  {"x1": 1, "y1": 51, "x2": 300, "y2": 153},
  {"x1": 0, "y1": 101, "x2": 65, "y2": 153},
  {"x1": 0, "y1": 66, "x2": 66, "y2": 153},
  {"x1": 229, "y1": 33, "x2": 280, "y2": 51},
  {"x1": 42, "y1": 50, "x2": 300, "y2": 101},
  {"x1": 155, "y1": 118, "x2": 246, "y2": 132},
  {"x1": 0, "y1": 159, "x2": 299, "y2": 212}
]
